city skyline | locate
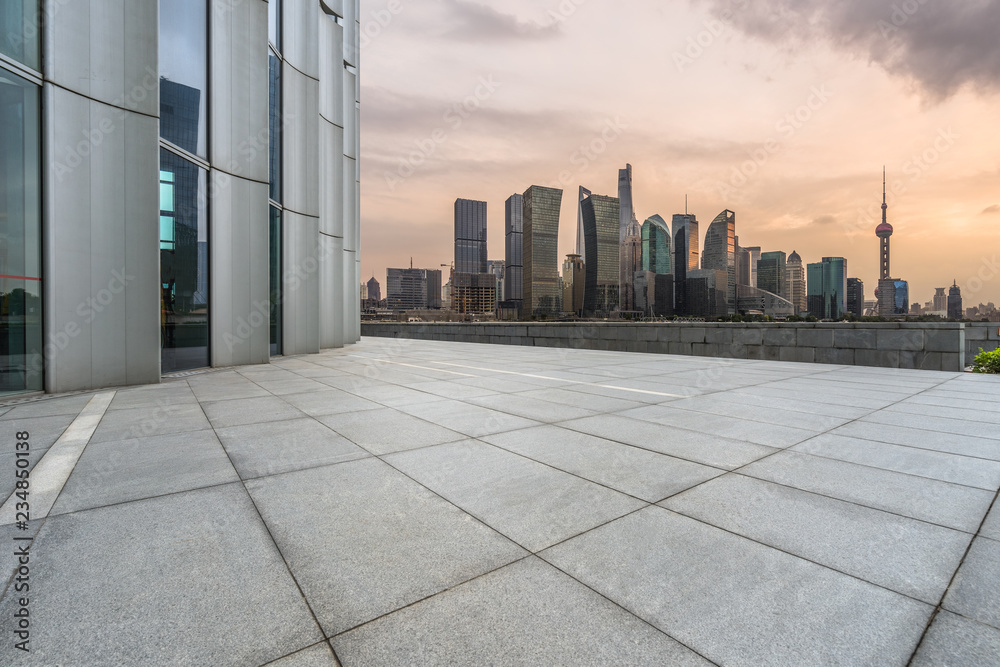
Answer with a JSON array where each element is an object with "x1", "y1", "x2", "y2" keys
[{"x1": 360, "y1": 0, "x2": 1000, "y2": 306}]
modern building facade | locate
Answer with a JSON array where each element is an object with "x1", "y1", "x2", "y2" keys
[
  {"x1": 504, "y1": 194, "x2": 523, "y2": 311},
  {"x1": 948, "y1": 281, "x2": 964, "y2": 320},
  {"x1": 807, "y1": 257, "x2": 848, "y2": 320},
  {"x1": 736, "y1": 285, "x2": 795, "y2": 318},
  {"x1": 672, "y1": 213, "x2": 699, "y2": 315},
  {"x1": 0, "y1": 0, "x2": 361, "y2": 395},
  {"x1": 685, "y1": 269, "x2": 728, "y2": 318},
  {"x1": 562, "y1": 254, "x2": 585, "y2": 316},
  {"x1": 454, "y1": 198, "x2": 487, "y2": 274},
  {"x1": 387, "y1": 268, "x2": 438, "y2": 311},
  {"x1": 635, "y1": 272, "x2": 674, "y2": 317},
  {"x1": 576, "y1": 186, "x2": 591, "y2": 258},
  {"x1": 758, "y1": 252, "x2": 787, "y2": 300},
  {"x1": 785, "y1": 251, "x2": 807, "y2": 315},
  {"x1": 641, "y1": 215, "x2": 671, "y2": 275},
  {"x1": 702, "y1": 210, "x2": 736, "y2": 314},
  {"x1": 582, "y1": 194, "x2": 620, "y2": 317},
  {"x1": 487, "y1": 260, "x2": 505, "y2": 305},
  {"x1": 744, "y1": 246, "x2": 762, "y2": 287},
  {"x1": 618, "y1": 164, "x2": 638, "y2": 242},
  {"x1": 847, "y1": 278, "x2": 865, "y2": 318},
  {"x1": 522, "y1": 186, "x2": 563, "y2": 318},
  {"x1": 366, "y1": 276, "x2": 381, "y2": 303},
  {"x1": 619, "y1": 218, "x2": 642, "y2": 312},
  {"x1": 451, "y1": 272, "x2": 495, "y2": 315},
  {"x1": 933, "y1": 288, "x2": 948, "y2": 313}
]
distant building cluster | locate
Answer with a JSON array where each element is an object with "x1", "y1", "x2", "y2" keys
[{"x1": 372, "y1": 166, "x2": 938, "y2": 322}]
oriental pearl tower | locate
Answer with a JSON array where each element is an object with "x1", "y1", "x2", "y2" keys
[
  {"x1": 876, "y1": 169, "x2": 893, "y2": 281},
  {"x1": 875, "y1": 169, "x2": 906, "y2": 317}
]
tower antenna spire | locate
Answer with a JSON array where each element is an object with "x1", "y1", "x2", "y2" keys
[{"x1": 685, "y1": 194, "x2": 688, "y2": 215}]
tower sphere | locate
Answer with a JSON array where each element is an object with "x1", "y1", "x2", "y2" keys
[{"x1": 876, "y1": 222, "x2": 894, "y2": 238}]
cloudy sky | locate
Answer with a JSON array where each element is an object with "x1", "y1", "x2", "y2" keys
[{"x1": 359, "y1": 0, "x2": 1000, "y2": 307}]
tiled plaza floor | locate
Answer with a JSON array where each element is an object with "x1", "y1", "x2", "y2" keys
[{"x1": 1, "y1": 338, "x2": 998, "y2": 666}]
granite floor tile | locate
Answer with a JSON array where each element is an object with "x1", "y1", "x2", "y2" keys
[
  {"x1": 741, "y1": 450, "x2": 996, "y2": 532},
  {"x1": 202, "y1": 396, "x2": 306, "y2": 429},
  {"x1": 465, "y1": 393, "x2": 597, "y2": 423},
  {"x1": 340, "y1": 383, "x2": 448, "y2": 407},
  {"x1": 188, "y1": 380, "x2": 271, "y2": 402},
  {"x1": 910, "y1": 612, "x2": 1000, "y2": 667},
  {"x1": 385, "y1": 440, "x2": 645, "y2": 552},
  {"x1": 50, "y1": 430, "x2": 239, "y2": 515},
  {"x1": 333, "y1": 557, "x2": 711, "y2": 667},
  {"x1": 0, "y1": 484, "x2": 323, "y2": 665},
  {"x1": 402, "y1": 380, "x2": 500, "y2": 400},
  {"x1": 265, "y1": 642, "x2": 340, "y2": 666},
  {"x1": 246, "y1": 458, "x2": 526, "y2": 636},
  {"x1": 887, "y1": 402, "x2": 1000, "y2": 425},
  {"x1": 665, "y1": 397, "x2": 851, "y2": 432},
  {"x1": 622, "y1": 404, "x2": 818, "y2": 447},
  {"x1": 943, "y1": 537, "x2": 1000, "y2": 629},
  {"x1": 106, "y1": 385, "x2": 198, "y2": 411},
  {"x1": 483, "y1": 425, "x2": 723, "y2": 502},
  {"x1": 280, "y1": 389, "x2": 383, "y2": 417},
  {"x1": 215, "y1": 418, "x2": 368, "y2": 479},
  {"x1": 90, "y1": 404, "x2": 211, "y2": 444},
  {"x1": 0, "y1": 394, "x2": 94, "y2": 419},
  {"x1": 863, "y1": 411, "x2": 1000, "y2": 440},
  {"x1": 317, "y1": 407, "x2": 465, "y2": 456},
  {"x1": 982, "y1": 502, "x2": 1000, "y2": 541},
  {"x1": 515, "y1": 386, "x2": 646, "y2": 413},
  {"x1": 794, "y1": 434, "x2": 1000, "y2": 490},
  {"x1": 255, "y1": 378, "x2": 333, "y2": 396},
  {"x1": 663, "y1": 474, "x2": 972, "y2": 603},
  {"x1": 0, "y1": 445, "x2": 48, "y2": 503},
  {"x1": 541, "y1": 506, "x2": 931, "y2": 667},
  {"x1": 559, "y1": 414, "x2": 776, "y2": 469},
  {"x1": 395, "y1": 401, "x2": 541, "y2": 438},
  {"x1": 0, "y1": 414, "x2": 74, "y2": 453}
]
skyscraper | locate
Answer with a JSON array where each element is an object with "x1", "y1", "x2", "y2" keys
[
  {"x1": 618, "y1": 164, "x2": 638, "y2": 242},
  {"x1": 847, "y1": 278, "x2": 864, "y2": 318},
  {"x1": 786, "y1": 251, "x2": 807, "y2": 314},
  {"x1": 875, "y1": 169, "x2": 905, "y2": 318},
  {"x1": 366, "y1": 276, "x2": 381, "y2": 303},
  {"x1": 807, "y1": 257, "x2": 848, "y2": 319},
  {"x1": 757, "y1": 251, "x2": 787, "y2": 299},
  {"x1": 948, "y1": 281, "x2": 963, "y2": 320},
  {"x1": 619, "y1": 217, "x2": 642, "y2": 311},
  {"x1": 387, "y1": 268, "x2": 431, "y2": 311},
  {"x1": 455, "y1": 198, "x2": 488, "y2": 274},
  {"x1": 522, "y1": 186, "x2": 563, "y2": 318},
  {"x1": 672, "y1": 213, "x2": 699, "y2": 315},
  {"x1": 641, "y1": 215, "x2": 672, "y2": 275},
  {"x1": 504, "y1": 194, "x2": 523, "y2": 310},
  {"x1": 582, "y1": 194, "x2": 620, "y2": 316},
  {"x1": 577, "y1": 186, "x2": 592, "y2": 257},
  {"x1": 563, "y1": 254, "x2": 585, "y2": 316},
  {"x1": 487, "y1": 259, "x2": 505, "y2": 304},
  {"x1": 933, "y1": 288, "x2": 948, "y2": 313},
  {"x1": 702, "y1": 210, "x2": 736, "y2": 314},
  {"x1": 744, "y1": 246, "x2": 762, "y2": 287}
]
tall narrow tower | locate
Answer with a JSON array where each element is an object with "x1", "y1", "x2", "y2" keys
[
  {"x1": 877, "y1": 168, "x2": 893, "y2": 281},
  {"x1": 876, "y1": 168, "x2": 900, "y2": 317}
]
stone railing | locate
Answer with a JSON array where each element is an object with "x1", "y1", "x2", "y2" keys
[
  {"x1": 361, "y1": 322, "x2": 974, "y2": 372},
  {"x1": 966, "y1": 322, "x2": 1000, "y2": 366}
]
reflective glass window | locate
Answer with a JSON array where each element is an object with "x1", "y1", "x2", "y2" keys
[
  {"x1": 269, "y1": 0, "x2": 281, "y2": 52},
  {"x1": 269, "y1": 51, "x2": 282, "y2": 203},
  {"x1": 159, "y1": 0, "x2": 208, "y2": 158},
  {"x1": 0, "y1": 68, "x2": 41, "y2": 393},
  {"x1": 269, "y1": 207, "x2": 282, "y2": 356},
  {"x1": 160, "y1": 149, "x2": 209, "y2": 372},
  {"x1": 0, "y1": 0, "x2": 40, "y2": 71}
]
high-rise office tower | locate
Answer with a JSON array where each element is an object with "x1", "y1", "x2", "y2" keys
[
  {"x1": 642, "y1": 215, "x2": 672, "y2": 275},
  {"x1": 577, "y1": 186, "x2": 592, "y2": 257},
  {"x1": 504, "y1": 194, "x2": 524, "y2": 309},
  {"x1": 582, "y1": 194, "x2": 621, "y2": 316},
  {"x1": 619, "y1": 217, "x2": 642, "y2": 311},
  {"x1": 847, "y1": 278, "x2": 865, "y2": 318},
  {"x1": 685, "y1": 269, "x2": 729, "y2": 318},
  {"x1": 618, "y1": 164, "x2": 639, "y2": 242},
  {"x1": 948, "y1": 281, "x2": 963, "y2": 320},
  {"x1": 744, "y1": 246, "x2": 762, "y2": 287},
  {"x1": 702, "y1": 210, "x2": 737, "y2": 314},
  {"x1": 786, "y1": 251, "x2": 807, "y2": 314},
  {"x1": 807, "y1": 257, "x2": 848, "y2": 319},
  {"x1": 366, "y1": 276, "x2": 381, "y2": 303},
  {"x1": 758, "y1": 251, "x2": 787, "y2": 299},
  {"x1": 672, "y1": 213, "x2": 699, "y2": 315},
  {"x1": 487, "y1": 260, "x2": 505, "y2": 305},
  {"x1": 563, "y1": 254, "x2": 585, "y2": 316},
  {"x1": 387, "y1": 268, "x2": 432, "y2": 311},
  {"x1": 454, "y1": 198, "x2": 488, "y2": 274},
  {"x1": 522, "y1": 186, "x2": 563, "y2": 318},
  {"x1": 736, "y1": 238, "x2": 751, "y2": 287},
  {"x1": 933, "y1": 288, "x2": 948, "y2": 313}
]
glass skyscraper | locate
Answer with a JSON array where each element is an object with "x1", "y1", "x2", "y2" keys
[
  {"x1": 757, "y1": 251, "x2": 787, "y2": 299},
  {"x1": 454, "y1": 198, "x2": 488, "y2": 274},
  {"x1": 702, "y1": 210, "x2": 736, "y2": 314},
  {"x1": 807, "y1": 257, "x2": 848, "y2": 319},
  {"x1": 641, "y1": 215, "x2": 671, "y2": 275},
  {"x1": 522, "y1": 186, "x2": 563, "y2": 317},
  {"x1": 583, "y1": 194, "x2": 620, "y2": 317},
  {"x1": 672, "y1": 213, "x2": 699, "y2": 315},
  {"x1": 504, "y1": 194, "x2": 524, "y2": 308}
]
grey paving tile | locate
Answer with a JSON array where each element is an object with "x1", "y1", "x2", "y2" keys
[
  {"x1": 188, "y1": 380, "x2": 272, "y2": 402},
  {"x1": 385, "y1": 440, "x2": 645, "y2": 552},
  {"x1": 795, "y1": 434, "x2": 1000, "y2": 490},
  {"x1": 483, "y1": 425, "x2": 723, "y2": 502},
  {"x1": 541, "y1": 506, "x2": 931, "y2": 667},
  {"x1": 0, "y1": 446, "x2": 47, "y2": 503},
  {"x1": 910, "y1": 611, "x2": 1000, "y2": 667},
  {"x1": 256, "y1": 378, "x2": 333, "y2": 396},
  {"x1": 864, "y1": 411, "x2": 1000, "y2": 440},
  {"x1": 944, "y1": 537, "x2": 1000, "y2": 629},
  {"x1": 550, "y1": 381, "x2": 680, "y2": 403},
  {"x1": 456, "y1": 375, "x2": 559, "y2": 394},
  {"x1": 0, "y1": 484, "x2": 322, "y2": 665},
  {"x1": 0, "y1": 414, "x2": 74, "y2": 453},
  {"x1": 246, "y1": 458, "x2": 526, "y2": 636},
  {"x1": 0, "y1": 394, "x2": 93, "y2": 419},
  {"x1": 90, "y1": 404, "x2": 211, "y2": 443},
  {"x1": 666, "y1": 396, "x2": 851, "y2": 432},
  {"x1": 983, "y1": 502, "x2": 1000, "y2": 541},
  {"x1": 216, "y1": 418, "x2": 368, "y2": 479},
  {"x1": 516, "y1": 386, "x2": 646, "y2": 413},
  {"x1": 107, "y1": 384, "x2": 198, "y2": 411},
  {"x1": 403, "y1": 379, "x2": 500, "y2": 399},
  {"x1": 333, "y1": 557, "x2": 711, "y2": 667},
  {"x1": 202, "y1": 396, "x2": 306, "y2": 429},
  {"x1": 340, "y1": 383, "x2": 447, "y2": 407},
  {"x1": 317, "y1": 407, "x2": 465, "y2": 456},
  {"x1": 396, "y1": 401, "x2": 541, "y2": 438},
  {"x1": 466, "y1": 393, "x2": 597, "y2": 422},
  {"x1": 723, "y1": 388, "x2": 873, "y2": 419},
  {"x1": 741, "y1": 450, "x2": 995, "y2": 533},
  {"x1": 265, "y1": 642, "x2": 340, "y2": 666},
  {"x1": 622, "y1": 404, "x2": 817, "y2": 447},
  {"x1": 888, "y1": 401, "x2": 1000, "y2": 425},
  {"x1": 280, "y1": 388, "x2": 382, "y2": 418},
  {"x1": 559, "y1": 414, "x2": 776, "y2": 470},
  {"x1": 50, "y1": 430, "x2": 239, "y2": 515},
  {"x1": 665, "y1": 474, "x2": 972, "y2": 603}
]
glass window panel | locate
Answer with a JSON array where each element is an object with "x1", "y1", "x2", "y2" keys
[
  {"x1": 268, "y1": 0, "x2": 281, "y2": 52},
  {"x1": 160, "y1": 149, "x2": 209, "y2": 372},
  {"x1": 0, "y1": 68, "x2": 42, "y2": 394},
  {"x1": 159, "y1": 0, "x2": 208, "y2": 158},
  {"x1": 269, "y1": 52, "x2": 282, "y2": 203},
  {"x1": 0, "y1": 0, "x2": 40, "y2": 71},
  {"x1": 269, "y1": 206, "x2": 282, "y2": 356}
]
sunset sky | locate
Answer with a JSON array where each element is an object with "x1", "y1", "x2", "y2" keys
[{"x1": 359, "y1": 0, "x2": 1000, "y2": 307}]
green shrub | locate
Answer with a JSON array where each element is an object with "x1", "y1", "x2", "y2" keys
[{"x1": 972, "y1": 348, "x2": 1000, "y2": 374}]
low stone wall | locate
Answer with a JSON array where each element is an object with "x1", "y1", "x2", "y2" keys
[
  {"x1": 966, "y1": 322, "x2": 1000, "y2": 365},
  {"x1": 362, "y1": 322, "x2": 970, "y2": 372}
]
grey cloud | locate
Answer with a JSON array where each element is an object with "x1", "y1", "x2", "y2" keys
[
  {"x1": 983, "y1": 204, "x2": 1000, "y2": 214},
  {"x1": 813, "y1": 215, "x2": 837, "y2": 225},
  {"x1": 440, "y1": 0, "x2": 561, "y2": 41},
  {"x1": 697, "y1": 0, "x2": 1000, "y2": 100}
]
